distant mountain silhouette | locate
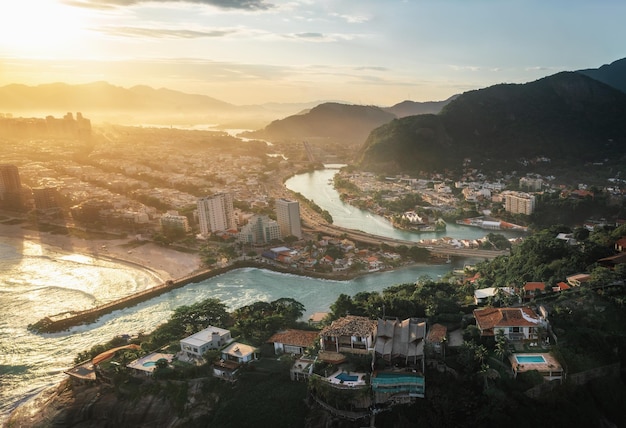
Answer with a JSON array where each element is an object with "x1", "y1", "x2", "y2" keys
[
  {"x1": 0, "y1": 82, "x2": 329, "y2": 129},
  {"x1": 382, "y1": 96, "x2": 456, "y2": 118},
  {"x1": 0, "y1": 81, "x2": 232, "y2": 112},
  {"x1": 242, "y1": 102, "x2": 397, "y2": 144},
  {"x1": 578, "y1": 57, "x2": 626, "y2": 94},
  {"x1": 358, "y1": 72, "x2": 626, "y2": 173},
  {"x1": 0, "y1": 81, "x2": 454, "y2": 133}
]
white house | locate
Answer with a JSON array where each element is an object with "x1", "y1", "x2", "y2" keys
[
  {"x1": 473, "y1": 307, "x2": 546, "y2": 342},
  {"x1": 212, "y1": 342, "x2": 259, "y2": 382},
  {"x1": 221, "y1": 342, "x2": 258, "y2": 364},
  {"x1": 473, "y1": 287, "x2": 516, "y2": 305},
  {"x1": 267, "y1": 329, "x2": 319, "y2": 355},
  {"x1": 180, "y1": 326, "x2": 232, "y2": 359}
]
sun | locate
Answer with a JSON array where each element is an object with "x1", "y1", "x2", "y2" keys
[{"x1": 0, "y1": 1, "x2": 89, "y2": 58}]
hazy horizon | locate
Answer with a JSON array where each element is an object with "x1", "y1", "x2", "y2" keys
[{"x1": 1, "y1": 0, "x2": 625, "y2": 106}]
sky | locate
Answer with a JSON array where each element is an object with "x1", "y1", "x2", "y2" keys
[{"x1": 0, "y1": 0, "x2": 625, "y2": 106}]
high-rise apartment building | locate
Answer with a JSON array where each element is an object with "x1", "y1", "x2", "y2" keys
[
  {"x1": 32, "y1": 187, "x2": 60, "y2": 213},
  {"x1": 503, "y1": 191, "x2": 536, "y2": 215},
  {"x1": 275, "y1": 198, "x2": 302, "y2": 239},
  {"x1": 197, "y1": 193, "x2": 236, "y2": 236},
  {"x1": 161, "y1": 212, "x2": 191, "y2": 233},
  {"x1": 238, "y1": 215, "x2": 281, "y2": 245},
  {"x1": 0, "y1": 164, "x2": 23, "y2": 211}
]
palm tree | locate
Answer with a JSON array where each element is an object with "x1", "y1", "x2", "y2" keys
[{"x1": 494, "y1": 330, "x2": 509, "y2": 361}]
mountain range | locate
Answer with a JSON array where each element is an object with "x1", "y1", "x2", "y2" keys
[
  {"x1": 578, "y1": 57, "x2": 626, "y2": 94},
  {"x1": 0, "y1": 81, "x2": 448, "y2": 131},
  {"x1": 356, "y1": 60, "x2": 626, "y2": 174},
  {"x1": 2, "y1": 57, "x2": 625, "y2": 172},
  {"x1": 0, "y1": 82, "x2": 339, "y2": 129},
  {"x1": 359, "y1": 72, "x2": 626, "y2": 171},
  {"x1": 241, "y1": 98, "x2": 452, "y2": 144}
]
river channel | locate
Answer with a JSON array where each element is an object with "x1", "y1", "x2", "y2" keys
[{"x1": 285, "y1": 164, "x2": 525, "y2": 242}]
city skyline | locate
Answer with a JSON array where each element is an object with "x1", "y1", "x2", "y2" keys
[{"x1": 1, "y1": 0, "x2": 624, "y2": 105}]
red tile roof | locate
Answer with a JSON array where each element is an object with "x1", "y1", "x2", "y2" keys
[
  {"x1": 473, "y1": 307, "x2": 541, "y2": 332},
  {"x1": 554, "y1": 282, "x2": 571, "y2": 291},
  {"x1": 427, "y1": 323, "x2": 447, "y2": 343},
  {"x1": 524, "y1": 282, "x2": 546, "y2": 292},
  {"x1": 267, "y1": 329, "x2": 319, "y2": 348}
]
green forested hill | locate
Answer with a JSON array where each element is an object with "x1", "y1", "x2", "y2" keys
[
  {"x1": 243, "y1": 102, "x2": 397, "y2": 144},
  {"x1": 358, "y1": 72, "x2": 626, "y2": 174},
  {"x1": 578, "y1": 57, "x2": 626, "y2": 94}
]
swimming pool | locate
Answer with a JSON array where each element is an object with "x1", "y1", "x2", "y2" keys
[
  {"x1": 335, "y1": 372, "x2": 359, "y2": 382},
  {"x1": 372, "y1": 372, "x2": 425, "y2": 385},
  {"x1": 142, "y1": 361, "x2": 157, "y2": 367},
  {"x1": 515, "y1": 355, "x2": 546, "y2": 364}
]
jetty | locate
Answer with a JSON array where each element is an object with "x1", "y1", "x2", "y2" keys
[
  {"x1": 28, "y1": 265, "x2": 235, "y2": 333},
  {"x1": 28, "y1": 259, "x2": 351, "y2": 334}
]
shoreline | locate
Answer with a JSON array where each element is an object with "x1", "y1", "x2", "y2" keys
[
  {"x1": 2, "y1": 219, "x2": 455, "y2": 333},
  {"x1": 0, "y1": 221, "x2": 202, "y2": 281}
]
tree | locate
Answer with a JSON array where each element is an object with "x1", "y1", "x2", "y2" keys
[
  {"x1": 232, "y1": 298, "x2": 307, "y2": 344},
  {"x1": 494, "y1": 330, "x2": 509, "y2": 361},
  {"x1": 168, "y1": 298, "x2": 230, "y2": 337},
  {"x1": 271, "y1": 298, "x2": 305, "y2": 325},
  {"x1": 329, "y1": 294, "x2": 356, "y2": 319}
]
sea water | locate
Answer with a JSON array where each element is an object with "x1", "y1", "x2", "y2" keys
[{"x1": 0, "y1": 235, "x2": 460, "y2": 423}]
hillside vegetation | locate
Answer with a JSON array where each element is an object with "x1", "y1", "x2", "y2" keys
[{"x1": 358, "y1": 72, "x2": 626, "y2": 174}]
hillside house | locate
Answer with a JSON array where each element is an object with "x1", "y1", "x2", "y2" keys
[
  {"x1": 180, "y1": 326, "x2": 232, "y2": 360},
  {"x1": 375, "y1": 318, "x2": 426, "y2": 369},
  {"x1": 320, "y1": 315, "x2": 377, "y2": 356},
  {"x1": 473, "y1": 307, "x2": 546, "y2": 342},
  {"x1": 213, "y1": 342, "x2": 258, "y2": 382},
  {"x1": 426, "y1": 323, "x2": 448, "y2": 356},
  {"x1": 522, "y1": 282, "x2": 546, "y2": 301},
  {"x1": 267, "y1": 329, "x2": 319, "y2": 356},
  {"x1": 566, "y1": 273, "x2": 591, "y2": 287},
  {"x1": 474, "y1": 287, "x2": 516, "y2": 305}
]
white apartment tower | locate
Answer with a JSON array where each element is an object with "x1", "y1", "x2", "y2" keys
[
  {"x1": 275, "y1": 198, "x2": 302, "y2": 239},
  {"x1": 238, "y1": 215, "x2": 281, "y2": 245},
  {"x1": 197, "y1": 193, "x2": 236, "y2": 236}
]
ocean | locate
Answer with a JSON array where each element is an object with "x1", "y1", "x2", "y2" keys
[{"x1": 0, "y1": 235, "x2": 460, "y2": 423}]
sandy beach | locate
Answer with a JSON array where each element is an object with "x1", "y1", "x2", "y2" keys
[{"x1": 0, "y1": 221, "x2": 202, "y2": 282}]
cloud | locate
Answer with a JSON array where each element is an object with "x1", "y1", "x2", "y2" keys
[
  {"x1": 65, "y1": 0, "x2": 273, "y2": 10},
  {"x1": 283, "y1": 32, "x2": 358, "y2": 42},
  {"x1": 329, "y1": 13, "x2": 370, "y2": 24},
  {"x1": 355, "y1": 66, "x2": 388, "y2": 72},
  {"x1": 449, "y1": 65, "x2": 481, "y2": 72},
  {"x1": 98, "y1": 26, "x2": 236, "y2": 38},
  {"x1": 294, "y1": 32, "x2": 324, "y2": 39}
]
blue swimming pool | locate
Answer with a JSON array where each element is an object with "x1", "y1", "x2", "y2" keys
[
  {"x1": 142, "y1": 361, "x2": 157, "y2": 367},
  {"x1": 372, "y1": 372, "x2": 425, "y2": 385},
  {"x1": 515, "y1": 355, "x2": 546, "y2": 364},
  {"x1": 335, "y1": 372, "x2": 359, "y2": 382}
]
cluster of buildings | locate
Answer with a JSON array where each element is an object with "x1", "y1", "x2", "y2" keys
[
  {"x1": 195, "y1": 192, "x2": 302, "y2": 243},
  {"x1": 338, "y1": 167, "x2": 625, "y2": 221},
  {"x1": 0, "y1": 112, "x2": 91, "y2": 140},
  {"x1": 65, "y1": 299, "x2": 567, "y2": 423}
]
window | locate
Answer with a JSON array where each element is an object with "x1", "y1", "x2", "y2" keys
[{"x1": 284, "y1": 345, "x2": 301, "y2": 354}]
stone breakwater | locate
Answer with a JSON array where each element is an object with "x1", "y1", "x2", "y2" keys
[
  {"x1": 28, "y1": 264, "x2": 233, "y2": 333},
  {"x1": 27, "y1": 260, "x2": 363, "y2": 334}
]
